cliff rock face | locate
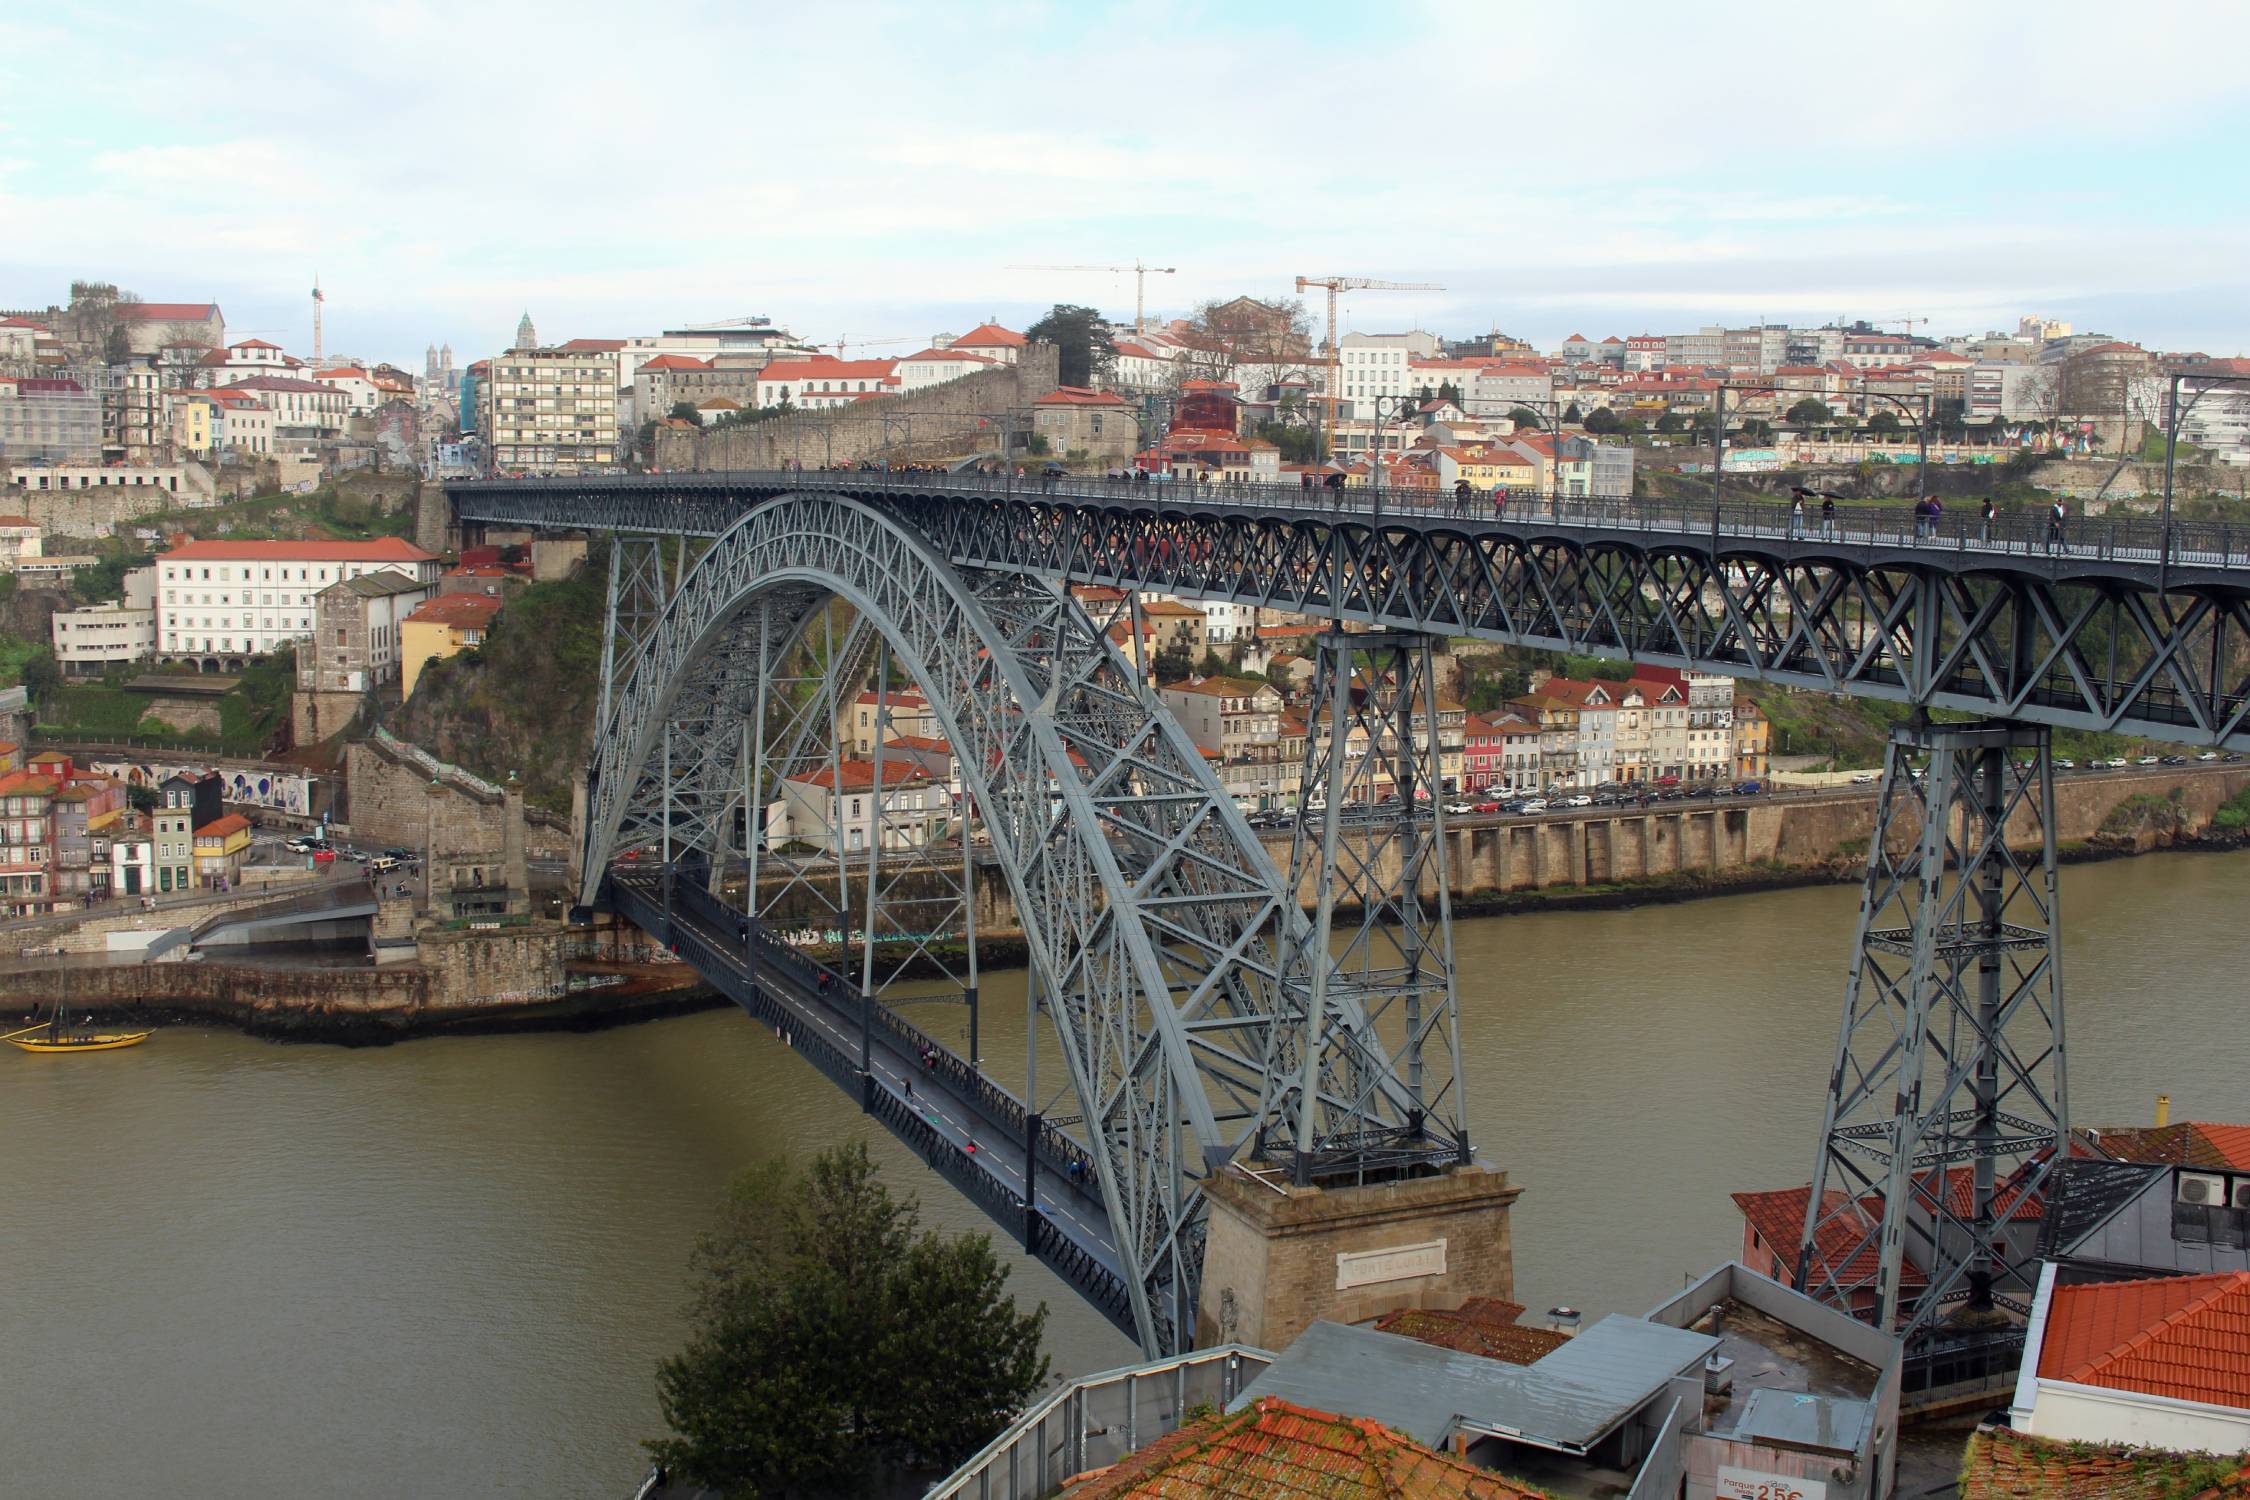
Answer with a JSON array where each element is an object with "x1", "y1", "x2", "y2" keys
[{"x1": 394, "y1": 560, "x2": 602, "y2": 814}]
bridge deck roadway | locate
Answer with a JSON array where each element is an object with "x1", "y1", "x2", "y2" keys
[
  {"x1": 606, "y1": 868, "x2": 1139, "y2": 1338},
  {"x1": 452, "y1": 469, "x2": 2250, "y2": 584}
]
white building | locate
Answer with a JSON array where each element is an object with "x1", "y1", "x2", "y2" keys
[
  {"x1": 52, "y1": 564, "x2": 156, "y2": 674},
  {"x1": 945, "y1": 323, "x2": 1025, "y2": 366},
  {"x1": 156, "y1": 537, "x2": 442, "y2": 667},
  {"x1": 482, "y1": 348, "x2": 620, "y2": 474},
  {"x1": 765, "y1": 757, "x2": 948, "y2": 855},
  {"x1": 753, "y1": 356, "x2": 900, "y2": 407},
  {"x1": 222, "y1": 376, "x2": 349, "y2": 446},
  {"x1": 894, "y1": 348, "x2": 997, "y2": 391},
  {"x1": 8, "y1": 461, "x2": 201, "y2": 499},
  {"x1": 1469, "y1": 364, "x2": 1554, "y2": 418},
  {"x1": 1108, "y1": 340, "x2": 1176, "y2": 392},
  {"x1": 2012, "y1": 1263, "x2": 2250, "y2": 1453},
  {"x1": 0, "y1": 515, "x2": 39, "y2": 569},
  {"x1": 1338, "y1": 331, "x2": 1442, "y2": 412},
  {"x1": 312, "y1": 367, "x2": 382, "y2": 414},
  {"x1": 2174, "y1": 361, "x2": 2250, "y2": 464},
  {"x1": 206, "y1": 387, "x2": 276, "y2": 456}
]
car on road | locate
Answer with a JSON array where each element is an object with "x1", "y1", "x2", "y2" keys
[
  {"x1": 1562, "y1": 794, "x2": 1593, "y2": 808},
  {"x1": 2198, "y1": 751, "x2": 2220, "y2": 762},
  {"x1": 2161, "y1": 755, "x2": 2189, "y2": 765},
  {"x1": 1443, "y1": 801, "x2": 1477, "y2": 816},
  {"x1": 1517, "y1": 798, "x2": 1549, "y2": 814},
  {"x1": 2104, "y1": 757, "x2": 2129, "y2": 768},
  {"x1": 2055, "y1": 758, "x2": 2075, "y2": 769},
  {"x1": 312, "y1": 848, "x2": 336, "y2": 864},
  {"x1": 2137, "y1": 755, "x2": 2161, "y2": 766},
  {"x1": 1473, "y1": 801, "x2": 1501, "y2": 814},
  {"x1": 1850, "y1": 771, "x2": 1878, "y2": 784},
  {"x1": 1732, "y1": 780, "x2": 1764, "y2": 796}
]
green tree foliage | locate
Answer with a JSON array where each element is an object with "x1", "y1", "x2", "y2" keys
[
  {"x1": 1654, "y1": 411, "x2": 1686, "y2": 434},
  {"x1": 1025, "y1": 304, "x2": 1116, "y2": 388},
  {"x1": 1506, "y1": 405, "x2": 1545, "y2": 432},
  {"x1": 1785, "y1": 397, "x2": 1831, "y2": 427},
  {"x1": 1253, "y1": 419, "x2": 1324, "y2": 464},
  {"x1": 1582, "y1": 407, "x2": 1622, "y2": 436},
  {"x1": 1867, "y1": 409, "x2": 1905, "y2": 436},
  {"x1": 1738, "y1": 418, "x2": 1774, "y2": 445},
  {"x1": 649, "y1": 1143, "x2": 1049, "y2": 1499},
  {"x1": 1562, "y1": 401, "x2": 1583, "y2": 424},
  {"x1": 1437, "y1": 380, "x2": 1463, "y2": 407},
  {"x1": 127, "y1": 783, "x2": 160, "y2": 815},
  {"x1": 20, "y1": 648, "x2": 59, "y2": 703},
  {"x1": 668, "y1": 400, "x2": 700, "y2": 423}
]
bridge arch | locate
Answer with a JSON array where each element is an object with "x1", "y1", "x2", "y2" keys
[{"x1": 582, "y1": 493, "x2": 1414, "y2": 1353}]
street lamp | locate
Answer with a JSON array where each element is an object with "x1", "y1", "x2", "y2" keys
[
  {"x1": 2161, "y1": 368, "x2": 2250, "y2": 585},
  {"x1": 1709, "y1": 383, "x2": 1782, "y2": 516},
  {"x1": 1855, "y1": 380, "x2": 1933, "y2": 504},
  {"x1": 1367, "y1": 392, "x2": 1421, "y2": 512}
]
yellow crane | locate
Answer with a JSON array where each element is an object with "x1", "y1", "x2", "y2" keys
[
  {"x1": 1295, "y1": 274, "x2": 1444, "y2": 458},
  {"x1": 821, "y1": 335, "x2": 920, "y2": 358},
  {"x1": 1006, "y1": 261, "x2": 1177, "y2": 333}
]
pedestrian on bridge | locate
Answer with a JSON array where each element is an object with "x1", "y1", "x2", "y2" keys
[
  {"x1": 2047, "y1": 499, "x2": 2067, "y2": 552},
  {"x1": 1788, "y1": 492, "x2": 1806, "y2": 540},
  {"x1": 1821, "y1": 494, "x2": 1838, "y2": 540},
  {"x1": 1454, "y1": 478, "x2": 1474, "y2": 512},
  {"x1": 1981, "y1": 497, "x2": 1997, "y2": 543}
]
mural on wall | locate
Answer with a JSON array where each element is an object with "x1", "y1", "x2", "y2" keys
[{"x1": 93, "y1": 760, "x2": 319, "y2": 817}]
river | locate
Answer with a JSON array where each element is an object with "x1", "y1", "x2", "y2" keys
[{"x1": 3, "y1": 850, "x2": 2244, "y2": 1497}]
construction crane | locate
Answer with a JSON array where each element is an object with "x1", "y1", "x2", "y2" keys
[
  {"x1": 1295, "y1": 274, "x2": 1444, "y2": 457},
  {"x1": 1005, "y1": 261, "x2": 1177, "y2": 333},
  {"x1": 821, "y1": 335, "x2": 919, "y2": 358}
]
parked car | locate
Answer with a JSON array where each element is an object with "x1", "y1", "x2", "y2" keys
[
  {"x1": 284, "y1": 838, "x2": 313, "y2": 854},
  {"x1": 1732, "y1": 780, "x2": 1764, "y2": 796},
  {"x1": 1850, "y1": 771, "x2": 1878, "y2": 785},
  {"x1": 1473, "y1": 801, "x2": 1501, "y2": 814},
  {"x1": 2105, "y1": 757, "x2": 2130, "y2": 768},
  {"x1": 1443, "y1": 801, "x2": 1476, "y2": 816},
  {"x1": 2055, "y1": 758, "x2": 2076, "y2": 769},
  {"x1": 312, "y1": 848, "x2": 337, "y2": 864},
  {"x1": 1517, "y1": 798, "x2": 1549, "y2": 814},
  {"x1": 2137, "y1": 755, "x2": 2160, "y2": 766},
  {"x1": 1562, "y1": 794, "x2": 1593, "y2": 808},
  {"x1": 2197, "y1": 751, "x2": 2220, "y2": 762}
]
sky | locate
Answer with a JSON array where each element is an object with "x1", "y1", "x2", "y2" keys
[{"x1": 4, "y1": 1, "x2": 2248, "y2": 369}]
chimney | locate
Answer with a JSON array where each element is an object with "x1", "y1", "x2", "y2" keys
[{"x1": 2155, "y1": 1093, "x2": 2171, "y2": 1127}]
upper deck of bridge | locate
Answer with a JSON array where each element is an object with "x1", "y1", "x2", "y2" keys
[{"x1": 448, "y1": 468, "x2": 2250, "y2": 593}]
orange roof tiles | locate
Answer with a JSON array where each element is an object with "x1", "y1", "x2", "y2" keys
[
  {"x1": 1061, "y1": 1396, "x2": 1543, "y2": 1500},
  {"x1": 406, "y1": 593, "x2": 503, "y2": 628},
  {"x1": 636, "y1": 354, "x2": 712, "y2": 371},
  {"x1": 1036, "y1": 385, "x2": 1130, "y2": 407},
  {"x1": 1961, "y1": 1427, "x2": 2250, "y2": 1500},
  {"x1": 1372, "y1": 1299, "x2": 1572, "y2": 1367},
  {"x1": 954, "y1": 322, "x2": 1026, "y2": 348},
  {"x1": 785, "y1": 758, "x2": 931, "y2": 791},
  {"x1": 121, "y1": 303, "x2": 221, "y2": 322},
  {"x1": 2094, "y1": 1122, "x2": 2250, "y2": 1171},
  {"x1": 165, "y1": 538, "x2": 435, "y2": 563},
  {"x1": 196, "y1": 813, "x2": 251, "y2": 839},
  {"x1": 760, "y1": 357, "x2": 898, "y2": 382},
  {"x1": 2038, "y1": 1271, "x2": 2250, "y2": 1409},
  {"x1": 1733, "y1": 1184, "x2": 1929, "y2": 1289},
  {"x1": 0, "y1": 772, "x2": 56, "y2": 797}
]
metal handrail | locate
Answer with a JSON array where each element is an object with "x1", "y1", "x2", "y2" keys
[{"x1": 452, "y1": 467, "x2": 2250, "y2": 570}]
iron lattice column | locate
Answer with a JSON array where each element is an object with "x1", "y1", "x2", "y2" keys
[
  {"x1": 1282, "y1": 628, "x2": 1469, "y2": 1183},
  {"x1": 1798, "y1": 719, "x2": 2068, "y2": 1343}
]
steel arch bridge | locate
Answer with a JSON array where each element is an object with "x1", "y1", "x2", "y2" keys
[
  {"x1": 452, "y1": 467, "x2": 2250, "y2": 1361},
  {"x1": 583, "y1": 493, "x2": 1450, "y2": 1355}
]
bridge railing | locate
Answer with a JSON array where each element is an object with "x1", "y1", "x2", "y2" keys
[{"x1": 459, "y1": 468, "x2": 2250, "y2": 569}]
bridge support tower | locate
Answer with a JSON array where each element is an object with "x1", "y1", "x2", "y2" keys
[{"x1": 1797, "y1": 718, "x2": 2068, "y2": 1353}]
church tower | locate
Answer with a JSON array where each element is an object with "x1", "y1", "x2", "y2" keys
[{"x1": 513, "y1": 311, "x2": 538, "y2": 351}]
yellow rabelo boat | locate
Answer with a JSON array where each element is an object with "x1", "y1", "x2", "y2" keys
[{"x1": 4, "y1": 1004, "x2": 150, "y2": 1054}]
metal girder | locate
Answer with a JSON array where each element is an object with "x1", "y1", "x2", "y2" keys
[
  {"x1": 1284, "y1": 629, "x2": 1468, "y2": 1184},
  {"x1": 580, "y1": 494, "x2": 1414, "y2": 1356},
  {"x1": 455, "y1": 478, "x2": 2250, "y2": 746},
  {"x1": 1796, "y1": 720, "x2": 2068, "y2": 1345}
]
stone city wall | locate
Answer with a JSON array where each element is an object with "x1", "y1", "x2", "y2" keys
[{"x1": 652, "y1": 344, "x2": 1062, "y2": 472}]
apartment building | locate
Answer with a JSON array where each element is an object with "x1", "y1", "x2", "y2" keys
[
  {"x1": 483, "y1": 348, "x2": 620, "y2": 473},
  {"x1": 765, "y1": 757, "x2": 948, "y2": 855},
  {"x1": 156, "y1": 537, "x2": 442, "y2": 666}
]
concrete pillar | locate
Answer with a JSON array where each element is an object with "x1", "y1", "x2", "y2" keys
[{"x1": 1195, "y1": 1163, "x2": 1521, "y2": 1352}]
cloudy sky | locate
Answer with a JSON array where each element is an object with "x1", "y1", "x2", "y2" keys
[{"x1": 5, "y1": 1, "x2": 2246, "y2": 368}]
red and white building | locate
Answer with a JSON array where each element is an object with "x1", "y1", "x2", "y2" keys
[
  {"x1": 753, "y1": 356, "x2": 900, "y2": 407},
  {"x1": 156, "y1": 536, "x2": 441, "y2": 667},
  {"x1": 946, "y1": 322, "x2": 1026, "y2": 366},
  {"x1": 894, "y1": 347, "x2": 997, "y2": 390}
]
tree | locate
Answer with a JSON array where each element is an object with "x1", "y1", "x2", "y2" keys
[
  {"x1": 1785, "y1": 397, "x2": 1831, "y2": 427},
  {"x1": 1738, "y1": 418, "x2": 1774, "y2": 445},
  {"x1": 1174, "y1": 296, "x2": 1314, "y2": 391},
  {"x1": 649, "y1": 1143, "x2": 1048, "y2": 1498},
  {"x1": 1867, "y1": 409, "x2": 1904, "y2": 437},
  {"x1": 1253, "y1": 419, "x2": 1324, "y2": 465},
  {"x1": 1654, "y1": 411, "x2": 1686, "y2": 435},
  {"x1": 1582, "y1": 407, "x2": 1622, "y2": 436},
  {"x1": 1562, "y1": 401, "x2": 1583, "y2": 424},
  {"x1": 668, "y1": 400, "x2": 700, "y2": 423},
  {"x1": 20, "y1": 648, "x2": 60, "y2": 703},
  {"x1": 1025, "y1": 304, "x2": 1116, "y2": 388},
  {"x1": 127, "y1": 783, "x2": 161, "y2": 815},
  {"x1": 1437, "y1": 380, "x2": 1464, "y2": 408},
  {"x1": 1506, "y1": 406, "x2": 1545, "y2": 433}
]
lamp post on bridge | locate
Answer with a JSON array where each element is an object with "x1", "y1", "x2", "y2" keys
[
  {"x1": 1709, "y1": 383, "x2": 1782, "y2": 518},
  {"x1": 1854, "y1": 380, "x2": 1933, "y2": 507},
  {"x1": 1367, "y1": 392, "x2": 1421, "y2": 513},
  {"x1": 2161, "y1": 368, "x2": 2250, "y2": 588}
]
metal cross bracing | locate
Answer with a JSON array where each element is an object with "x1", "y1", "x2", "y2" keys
[
  {"x1": 452, "y1": 473, "x2": 2250, "y2": 746},
  {"x1": 1797, "y1": 720, "x2": 2068, "y2": 1348},
  {"x1": 1283, "y1": 629, "x2": 1468, "y2": 1184},
  {"x1": 580, "y1": 493, "x2": 1430, "y2": 1356}
]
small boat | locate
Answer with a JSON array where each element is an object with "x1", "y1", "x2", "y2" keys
[{"x1": 3, "y1": 1004, "x2": 151, "y2": 1054}]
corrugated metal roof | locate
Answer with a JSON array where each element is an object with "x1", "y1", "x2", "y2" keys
[{"x1": 1233, "y1": 1317, "x2": 1717, "y2": 1453}]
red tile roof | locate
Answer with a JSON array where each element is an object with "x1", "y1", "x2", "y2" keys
[
  {"x1": 1035, "y1": 385, "x2": 1130, "y2": 407},
  {"x1": 195, "y1": 814, "x2": 251, "y2": 840},
  {"x1": 230, "y1": 338, "x2": 282, "y2": 350},
  {"x1": 558, "y1": 338, "x2": 626, "y2": 351},
  {"x1": 1061, "y1": 1396, "x2": 1544, "y2": 1499},
  {"x1": 405, "y1": 593, "x2": 503, "y2": 628},
  {"x1": 2094, "y1": 1122, "x2": 2250, "y2": 1171},
  {"x1": 1733, "y1": 1184, "x2": 1929, "y2": 1289},
  {"x1": 882, "y1": 734, "x2": 953, "y2": 755},
  {"x1": 954, "y1": 322, "x2": 1026, "y2": 349},
  {"x1": 759, "y1": 357, "x2": 898, "y2": 382},
  {"x1": 785, "y1": 757, "x2": 932, "y2": 791},
  {"x1": 164, "y1": 538, "x2": 436, "y2": 563},
  {"x1": 1961, "y1": 1427, "x2": 2250, "y2": 1500},
  {"x1": 635, "y1": 354, "x2": 712, "y2": 371},
  {"x1": 901, "y1": 347, "x2": 995, "y2": 364},
  {"x1": 0, "y1": 772, "x2": 56, "y2": 797},
  {"x1": 2038, "y1": 1271, "x2": 2250, "y2": 1409},
  {"x1": 1373, "y1": 1299, "x2": 1571, "y2": 1366}
]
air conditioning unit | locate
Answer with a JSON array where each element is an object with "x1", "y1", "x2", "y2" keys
[
  {"x1": 2177, "y1": 1171, "x2": 2227, "y2": 1206},
  {"x1": 2232, "y1": 1178, "x2": 2250, "y2": 1212}
]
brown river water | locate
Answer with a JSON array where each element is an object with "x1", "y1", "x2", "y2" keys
[{"x1": 2, "y1": 849, "x2": 2243, "y2": 1497}]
